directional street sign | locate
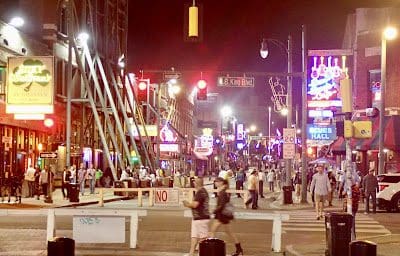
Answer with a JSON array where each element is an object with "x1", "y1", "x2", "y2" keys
[
  {"x1": 40, "y1": 152, "x2": 58, "y2": 159},
  {"x1": 163, "y1": 71, "x2": 181, "y2": 81},
  {"x1": 217, "y1": 76, "x2": 255, "y2": 88}
]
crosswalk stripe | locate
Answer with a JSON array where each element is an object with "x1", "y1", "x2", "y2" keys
[
  {"x1": 283, "y1": 223, "x2": 385, "y2": 228},
  {"x1": 278, "y1": 209, "x2": 392, "y2": 235},
  {"x1": 282, "y1": 227, "x2": 391, "y2": 234}
]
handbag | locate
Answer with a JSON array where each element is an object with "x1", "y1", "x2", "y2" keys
[{"x1": 221, "y1": 202, "x2": 234, "y2": 218}]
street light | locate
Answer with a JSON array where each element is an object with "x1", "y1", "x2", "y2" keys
[
  {"x1": 9, "y1": 16, "x2": 24, "y2": 27},
  {"x1": 260, "y1": 35, "x2": 293, "y2": 192},
  {"x1": 250, "y1": 124, "x2": 257, "y2": 132},
  {"x1": 378, "y1": 26, "x2": 398, "y2": 174}
]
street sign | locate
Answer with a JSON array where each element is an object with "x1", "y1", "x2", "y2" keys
[
  {"x1": 283, "y1": 144, "x2": 296, "y2": 159},
  {"x1": 217, "y1": 76, "x2": 255, "y2": 88},
  {"x1": 40, "y1": 152, "x2": 58, "y2": 158},
  {"x1": 154, "y1": 188, "x2": 180, "y2": 206},
  {"x1": 283, "y1": 128, "x2": 296, "y2": 143},
  {"x1": 163, "y1": 71, "x2": 181, "y2": 81}
]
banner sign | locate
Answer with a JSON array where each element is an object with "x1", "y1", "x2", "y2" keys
[{"x1": 6, "y1": 56, "x2": 54, "y2": 114}]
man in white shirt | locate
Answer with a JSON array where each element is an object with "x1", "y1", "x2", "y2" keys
[
  {"x1": 267, "y1": 170, "x2": 275, "y2": 192},
  {"x1": 310, "y1": 165, "x2": 332, "y2": 220},
  {"x1": 245, "y1": 170, "x2": 259, "y2": 209},
  {"x1": 25, "y1": 165, "x2": 36, "y2": 197}
]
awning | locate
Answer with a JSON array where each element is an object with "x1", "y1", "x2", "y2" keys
[{"x1": 330, "y1": 136, "x2": 346, "y2": 152}]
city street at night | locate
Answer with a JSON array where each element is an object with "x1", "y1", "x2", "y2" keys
[{"x1": 1, "y1": 0, "x2": 400, "y2": 256}]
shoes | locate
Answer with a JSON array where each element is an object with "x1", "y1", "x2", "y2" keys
[
  {"x1": 232, "y1": 243, "x2": 243, "y2": 256},
  {"x1": 364, "y1": 212, "x2": 369, "y2": 215},
  {"x1": 316, "y1": 216, "x2": 320, "y2": 220},
  {"x1": 328, "y1": 204, "x2": 333, "y2": 206},
  {"x1": 261, "y1": 196, "x2": 265, "y2": 198}
]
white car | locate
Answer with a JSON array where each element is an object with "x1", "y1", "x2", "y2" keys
[{"x1": 377, "y1": 173, "x2": 400, "y2": 212}]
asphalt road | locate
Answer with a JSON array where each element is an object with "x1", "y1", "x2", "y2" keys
[{"x1": 0, "y1": 209, "x2": 399, "y2": 256}]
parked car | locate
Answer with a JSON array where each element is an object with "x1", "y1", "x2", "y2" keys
[{"x1": 377, "y1": 173, "x2": 400, "y2": 212}]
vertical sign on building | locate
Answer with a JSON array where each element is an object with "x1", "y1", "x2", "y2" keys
[{"x1": 6, "y1": 56, "x2": 54, "y2": 115}]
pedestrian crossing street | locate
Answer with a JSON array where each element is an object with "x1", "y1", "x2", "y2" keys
[{"x1": 280, "y1": 210, "x2": 391, "y2": 235}]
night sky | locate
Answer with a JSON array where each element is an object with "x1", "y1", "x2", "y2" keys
[{"x1": 127, "y1": 0, "x2": 399, "y2": 131}]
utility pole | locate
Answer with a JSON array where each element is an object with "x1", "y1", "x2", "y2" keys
[{"x1": 301, "y1": 25, "x2": 308, "y2": 203}]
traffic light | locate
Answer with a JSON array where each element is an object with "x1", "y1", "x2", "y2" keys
[
  {"x1": 137, "y1": 79, "x2": 149, "y2": 102},
  {"x1": 196, "y1": 79, "x2": 207, "y2": 100}
]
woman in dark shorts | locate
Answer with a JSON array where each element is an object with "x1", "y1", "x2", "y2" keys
[{"x1": 209, "y1": 177, "x2": 243, "y2": 256}]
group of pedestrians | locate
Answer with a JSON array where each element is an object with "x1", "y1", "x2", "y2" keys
[
  {"x1": 183, "y1": 177, "x2": 243, "y2": 256},
  {"x1": 308, "y1": 162, "x2": 379, "y2": 240},
  {"x1": 22, "y1": 165, "x2": 54, "y2": 201},
  {"x1": 62, "y1": 163, "x2": 102, "y2": 199}
]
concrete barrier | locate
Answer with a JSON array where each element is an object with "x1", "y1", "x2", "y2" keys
[
  {"x1": 98, "y1": 187, "x2": 250, "y2": 208},
  {"x1": 2, "y1": 208, "x2": 147, "y2": 249},
  {"x1": 184, "y1": 209, "x2": 289, "y2": 253}
]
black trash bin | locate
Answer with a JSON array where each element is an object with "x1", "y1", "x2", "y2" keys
[
  {"x1": 114, "y1": 180, "x2": 124, "y2": 196},
  {"x1": 282, "y1": 186, "x2": 293, "y2": 204},
  {"x1": 325, "y1": 212, "x2": 353, "y2": 256},
  {"x1": 69, "y1": 183, "x2": 79, "y2": 203},
  {"x1": 349, "y1": 240, "x2": 377, "y2": 256},
  {"x1": 48, "y1": 237, "x2": 75, "y2": 256},
  {"x1": 199, "y1": 238, "x2": 226, "y2": 256}
]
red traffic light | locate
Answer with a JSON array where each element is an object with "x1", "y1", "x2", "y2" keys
[
  {"x1": 138, "y1": 81, "x2": 148, "y2": 90},
  {"x1": 197, "y1": 79, "x2": 207, "y2": 89}
]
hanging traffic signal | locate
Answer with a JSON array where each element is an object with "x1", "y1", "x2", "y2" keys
[
  {"x1": 197, "y1": 79, "x2": 207, "y2": 100},
  {"x1": 137, "y1": 79, "x2": 149, "y2": 102}
]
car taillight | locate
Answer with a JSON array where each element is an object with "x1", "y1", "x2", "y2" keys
[{"x1": 379, "y1": 185, "x2": 388, "y2": 191}]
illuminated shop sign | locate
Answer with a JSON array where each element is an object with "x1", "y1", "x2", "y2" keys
[
  {"x1": 236, "y1": 123, "x2": 244, "y2": 141},
  {"x1": 308, "y1": 109, "x2": 334, "y2": 118},
  {"x1": 131, "y1": 125, "x2": 158, "y2": 137},
  {"x1": 307, "y1": 124, "x2": 336, "y2": 141},
  {"x1": 6, "y1": 56, "x2": 54, "y2": 114},
  {"x1": 160, "y1": 143, "x2": 179, "y2": 152},
  {"x1": 307, "y1": 55, "x2": 351, "y2": 119},
  {"x1": 160, "y1": 125, "x2": 177, "y2": 142}
]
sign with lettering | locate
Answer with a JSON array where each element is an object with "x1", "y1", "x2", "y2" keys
[
  {"x1": 217, "y1": 76, "x2": 255, "y2": 88},
  {"x1": 283, "y1": 144, "x2": 296, "y2": 159},
  {"x1": 283, "y1": 128, "x2": 296, "y2": 143},
  {"x1": 307, "y1": 124, "x2": 337, "y2": 140},
  {"x1": 39, "y1": 152, "x2": 58, "y2": 159},
  {"x1": 73, "y1": 216, "x2": 125, "y2": 243},
  {"x1": 154, "y1": 188, "x2": 179, "y2": 206},
  {"x1": 6, "y1": 56, "x2": 54, "y2": 114}
]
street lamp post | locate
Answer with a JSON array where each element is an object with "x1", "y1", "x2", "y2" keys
[
  {"x1": 260, "y1": 35, "x2": 293, "y2": 191},
  {"x1": 268, "y1": 106, "x2": 272, "y2": 155},
  {"x1": 378, "y1": 26, "x2": 397, "y2": 174}
]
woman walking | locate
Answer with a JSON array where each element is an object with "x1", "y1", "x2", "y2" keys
[{"x1": 209, "y1": 177, "x2": 243, "y2": 256}]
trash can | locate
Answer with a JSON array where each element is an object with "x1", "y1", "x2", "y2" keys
[
  {"x1": 114, "y1": 181, "x2": 124, "y2": 196},
  {"x1": 349, "y1": 240, "x2": 377, "y2": 256},
  {"x1": 325, "y1": 212, "x2": 352, "y2": 256},
  {"x1": 48, "y1": 237, "x2": 75, "y2": 256},
  {"x1": 199, "y1": 238, "x2": 225, "y2": 256},
  {"x1": 69, "y1": 183, "x2": 79, "y2": 203},
  {"x1": 282, "y1": 186, "x2": 293, "y2": 204}
]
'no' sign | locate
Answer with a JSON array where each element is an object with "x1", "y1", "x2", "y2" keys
[{"x1": 154, "y1": 188, "x2": 179, "y2": 206}]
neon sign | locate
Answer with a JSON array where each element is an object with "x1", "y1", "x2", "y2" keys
[
  {"x1": 160, "y1": 125, "x2": 177, "y2": 142},
  {"x1": 308, "y1": 56, "x2": 347, "y2": 101}
]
